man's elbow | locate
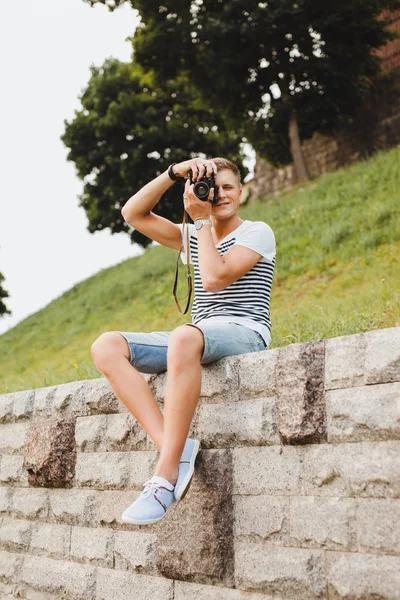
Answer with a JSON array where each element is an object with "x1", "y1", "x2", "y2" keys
[
  {"x1": 202, "y1": 277, "x2": 224, "y2": 293},
  {"x1": 121, "y1": 205, "x2": 130, "y2": 222},
  {"x1": 121, "y1": 204, "x2": 138, "y2": 226}
]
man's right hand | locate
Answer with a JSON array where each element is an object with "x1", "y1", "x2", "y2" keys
[{"x1": 172, "y1": 158, "x2": 218, "y2": 181}]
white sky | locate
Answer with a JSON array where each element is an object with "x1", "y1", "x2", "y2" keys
[{"x1": 0, "y1": 0, "x2": 143, "y2": 335}]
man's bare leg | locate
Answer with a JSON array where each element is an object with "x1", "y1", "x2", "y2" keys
[
  {"x1": 91, "y1": 332, "x2": 165, "y2": 450},
  {"x1": 91, "y1": 327, "x2": 204, "y2": 487},
  {"x1": 153, "y1": 325, "x2": 204, "y2": 484}
]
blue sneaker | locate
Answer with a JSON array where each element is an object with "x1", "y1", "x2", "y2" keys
[
  {"x1": 121, "y1": 475, "x2": 176, "y2": 525},
  {"x1": 174, "y1": 438, "x2": 201, "y2": 501}
]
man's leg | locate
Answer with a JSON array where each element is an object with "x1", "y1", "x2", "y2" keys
[
  {"x1": 91, "y1": 332, "x2": 165, "y2": 450},
  {"x1": 153, "y1": 325, "x2": 204, "y2": 485}
]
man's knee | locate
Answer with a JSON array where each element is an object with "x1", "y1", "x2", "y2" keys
[
  {"x1": 167, "y1": 325, "x2": 204, "y2": 364},
  {"x1": 91, "y1": 332, "x2": 130, "y2": 373}
]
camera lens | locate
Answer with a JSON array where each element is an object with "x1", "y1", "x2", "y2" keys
[{"x1": 194, "y1": 181, "x2": 209, "y2": 200}]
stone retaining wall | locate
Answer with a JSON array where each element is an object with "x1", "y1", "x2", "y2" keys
[{"x1": 0, "y1": 327, "x2": 399, "y2": 599}]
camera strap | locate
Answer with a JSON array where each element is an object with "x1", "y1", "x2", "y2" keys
[{"x1": 173, "y1": 209, "x2": 192, "y2": 314}]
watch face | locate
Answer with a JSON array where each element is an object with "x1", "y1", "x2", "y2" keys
[{"x1": 195, "y1": 220, "x2": 211, "y2": 230}]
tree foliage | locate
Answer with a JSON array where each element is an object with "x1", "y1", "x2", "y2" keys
[
  {"x1": 62, "y1": 59, "x2": 246, "y2": 247},
  {"x1": 0, "y1": 271, "x2": 11, "y2": 318},
  {"x1": 83, "y1": 0, "x2": 400, "y2": 166}
]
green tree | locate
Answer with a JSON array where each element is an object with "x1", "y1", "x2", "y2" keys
[
  {"x1": 0, "y1": 271, "x2": 11, "y2": 317},
  {"x1": 83, "y1": 0, "x2": 400, "y2": 182},
  {"x1": 62, "y1": 59, "x2": 246, "y2": 247}
]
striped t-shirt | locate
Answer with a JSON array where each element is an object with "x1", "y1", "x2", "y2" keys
[{"x1": 178, "y1": 220, "x2": 276, "y2": 347}]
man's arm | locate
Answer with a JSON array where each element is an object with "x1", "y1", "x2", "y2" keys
[
  {"x1": 121, "y1": 158, "x2": 217, "y2": 250},
  {"x1": 196, "y1": 226, "x2": 262, "y2": 292},
  {"x1": 121, "y1": 170, "x2": 182, "y2": 250}
]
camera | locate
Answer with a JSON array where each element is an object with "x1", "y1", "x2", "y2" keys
[{"x1": 188, "y1": 169, "x2": 219, "y2": 203}]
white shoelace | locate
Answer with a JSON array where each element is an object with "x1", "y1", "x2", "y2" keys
[{"x1": 141, "y1": 478, "x2": 173, "y2": 499}]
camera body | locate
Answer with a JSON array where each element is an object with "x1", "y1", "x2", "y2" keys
[{"x1": 188, "y1": 169, "x2": 219, "y2": 203}]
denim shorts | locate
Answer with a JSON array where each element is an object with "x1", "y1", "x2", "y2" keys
[{"x1": 116, "y1": 321, "x2": 268, "y2": 374}]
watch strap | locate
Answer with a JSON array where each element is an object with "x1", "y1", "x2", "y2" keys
[
  {"x1": 195, "y1": 219, "x2": 212, "y2": 230},
  {"x1": 167, "y1": 163, "x2": 183, "y2": 181}
]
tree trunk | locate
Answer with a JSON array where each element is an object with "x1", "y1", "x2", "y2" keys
[{"x1": 289, "y1": 114, "x2": 310, "y2": 183}]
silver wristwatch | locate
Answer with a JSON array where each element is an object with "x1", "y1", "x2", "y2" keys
[{"x1": 194, "y1": 219, "x2": 212, "y2": 230}]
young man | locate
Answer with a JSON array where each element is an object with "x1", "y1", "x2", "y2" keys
[{"x1": 91, "y1": 156, "x2": 276, "y2": 525}]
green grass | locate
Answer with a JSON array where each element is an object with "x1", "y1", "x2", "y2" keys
[{"x1": 1, "y1": 145, "x2": 399, "y2": 394}]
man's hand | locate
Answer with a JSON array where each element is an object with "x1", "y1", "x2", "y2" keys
[
  {"x1": 172, "y1": 157, "x2": 218, "y2": 180},
  {"x1": 183, "y1": 179, "x2": 213, "y2": 221}
]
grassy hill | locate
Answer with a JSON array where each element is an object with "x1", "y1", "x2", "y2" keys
[{"x1": 1, "y1": 145, "x2": 399, "y2": 394}]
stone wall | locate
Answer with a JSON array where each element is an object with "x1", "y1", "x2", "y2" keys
[
  {"x1": 244, "y1": 78, "x2": 400, "y2": 202},
  {"x1": 0, "y1": 326, "x2": 399, "y2": 600}
]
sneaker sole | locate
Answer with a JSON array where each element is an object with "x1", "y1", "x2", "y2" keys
[
  {"x1": 175, "y1": 439, "x2": 201, "y2": 502},
  {"x1": 121, "y1": 513, "x2": 166, "y2": 525}
]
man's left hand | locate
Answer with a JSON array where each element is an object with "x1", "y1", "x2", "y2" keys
[{"x1": 183, "y1": 179, "x2": 213, "y2": 221}]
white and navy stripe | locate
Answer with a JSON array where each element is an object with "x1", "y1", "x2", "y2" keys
[{"x1": 189, "y1": 235, "x2": 275, "y2": 334}]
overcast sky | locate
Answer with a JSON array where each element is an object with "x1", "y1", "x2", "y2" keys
[{"x1": 0, "y1": 0, "x2": 142, "y2": 335}]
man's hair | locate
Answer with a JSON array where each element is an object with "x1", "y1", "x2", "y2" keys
[{"x1": 212, "y1": 157, "x2": 241, "y2": 186}]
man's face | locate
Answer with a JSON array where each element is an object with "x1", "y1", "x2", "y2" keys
[{"x1": 211, "y1": 169, "x2": 242, "y2": 219}]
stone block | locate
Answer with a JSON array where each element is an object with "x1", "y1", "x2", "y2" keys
[
  {"x1": 238, "y1": 349, "x2": 278, "y2": 399},
  {"x1": 0, "y1": 550, "x2": 23, "y2": 581},
  {"x1": 325, "y1": 327, "x2": 400, "y2": 390},
  {"x1": 91, "y1": 490, "x2": 138, "y2": 527},
  {"x1": 233, "y1": 446, "x2": 303, "y2": 495},
  {"x1": 0, "y1": 580, "x2": 17, "y2": 598},
  {"x1": 234, "y1": 495, "x2": 290, "y2": 542},
  {"x1": 70, "y1": 526, "x2": 113, "y2": 567},
  {"x1": 12, "y1": 390, "x2": 35, "y2": 420},
  {"x1": 156, "y1": 449, "x2": 234, "y2": 586},
  {"x1": 326, "y1": 382, "x2": 400, "y2": 442},
  {"x1": 364, "y1": 327, "x2": 400, "y2": 385},
  {"x1": 289, "y1": 497, "x2": 357, "y2": 551},
  {"x1": 0, "y1": 455, "x2": 28, "y2": 485},
  {"x1": 235, "y1": 541, "x2": 326, "y2": 599},
  {"x1": 30, "y1": 522, "x2": 71, "y2": 559},
  {"x1": 20, "y1": 555, "x2": 96, "y2": 599},
  {"x1": 301, "y1": 440, "x2": 400, "y2": 497},
  {"x1": 75, "y1": 452, "x2": 130, "y2": 490},
  {"x1": 195, "y1": 397, "x2": 279, "y2": 448},
  {"x1": 83, "y1": 378, "x2": 122, "y2": 415},
  {"x1": 75, "y1": 451, "x2": 156, "y2": 490},
  {"x1": 75, "y1": 415, "x2": 107, "y2": 452},
  {"x1": 33, "y1": 386, "x2": 58, "y2": 417},
  {"x1": 52, "y1": 380, "x2": 89, "y2": 417},
  {"x1": 0, "y1": 422, "x2": 30, "y2": 454},
  {"x1": 3, "y1": 582, "x2": 59, "y2": 600},
  {"x1": 12, "y1": 488, "x2": 49, "y2": 520},
  {"x1": 49, "y1": 489, "x2": 96, "y2": 526},
  {"x1": 113, "y1": 530, "x2": 157, "y2": 572},
  {"x1": 356, "y1": 498, "x2": 400, "y2": 554},
  {"x1": 0, "y1": 394, "x2": 13, "y2": 423},
  {"x1": 275, "y1": 340, "x2": 326, "y2": 444},
  {"x1": 0, "y1": 487, "x2": 11, "y2": 513},
  {"x1": 147, "y1": 372, "x2": 167, "y2": 404},
  {"x1": 95, "y1": 568, "x2": 174, "y2": 600},
  {"x1": 106, "y1": 413, "x2": 147, "y2": 451},
  {"x1": 325, "y1": 332, "x2": 367, "y2": 390},
  {"x1": 199, "y1": 357, "x2": 240, "y2": 403},
  {"x1": 25, "y1": 417, "x2": 76, "y2": 488},
  {"x1": 175, "y1": 581, "x2": 275, "y2": 600},
  {"x1": 0, "y1": 517, "x2": 31, "y2": 552},
  {"x1": 327, "y1": 551, "x2": 400, "y2": 600}
]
